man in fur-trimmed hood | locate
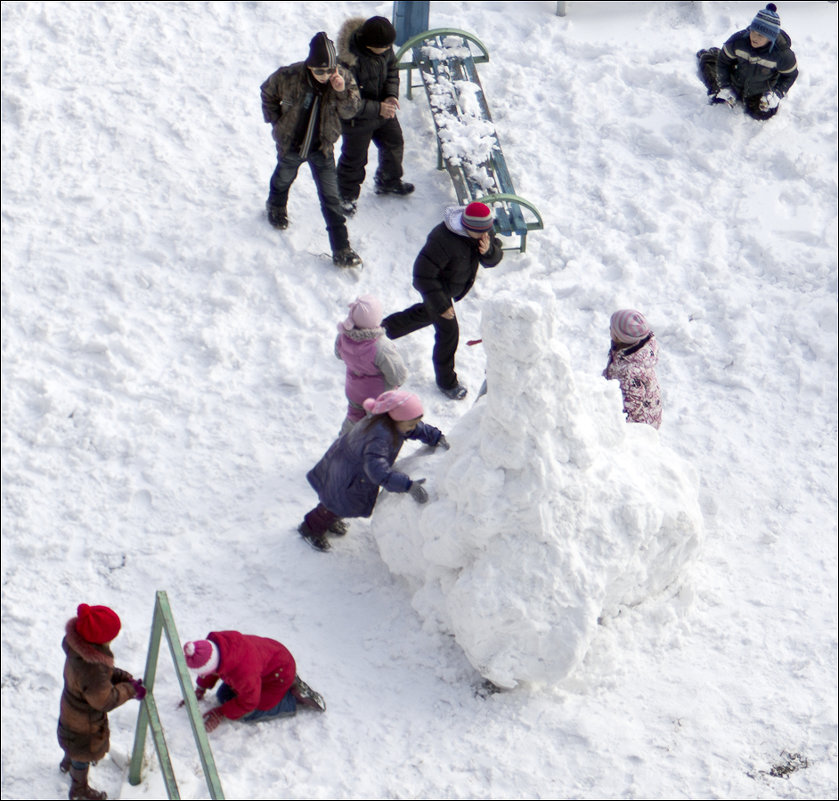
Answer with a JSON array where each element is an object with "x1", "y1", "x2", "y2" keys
[{"x1": 335, "y1": 15, "x2": 414, "y2": 215}]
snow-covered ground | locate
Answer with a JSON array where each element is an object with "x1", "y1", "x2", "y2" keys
[{"x1": 2, "y1": 1, "x2": 836, "y2": 799}]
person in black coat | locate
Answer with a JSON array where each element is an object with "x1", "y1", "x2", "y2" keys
[
  {"x1": 383, "y1": 202, "x2": 503, "y2": 400},
  {"x1": 697, "y1": 4, "x2": 798, "y2": 120},
  {"x1": 336, "y1": 16, "x2": 414, "y2": 215}
]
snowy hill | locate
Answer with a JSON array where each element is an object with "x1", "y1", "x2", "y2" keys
[{"x1": 1, "y1": 2, "x2": 837, "y2": 799}]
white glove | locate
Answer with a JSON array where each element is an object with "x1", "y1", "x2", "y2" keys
[
  {"x1": 715, "y1": 87, "x2": 737, "y2": 107},
  {"x1": 759, "y1": 92, "x2": 780, "y2": 111}
]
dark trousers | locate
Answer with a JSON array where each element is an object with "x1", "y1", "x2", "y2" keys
[
  {"x1": 304, "y1": 503, "x2": 340, "y2": 536},
  {"x1": 697, "y1": 48, "x2": 722, "y2": 95},
  {"x1": 697, "y1": 48, "x2": 778, "y2": 120},
  {"x1": 216, "y1": 682, "x2": 297, "y2": 721},
  {"x1": 267, "y1": 148, "x2": 349, "y2": 252},
  {"x1": 383, "y1": 302, "x2": 460, "y2": 390},
  {"x1": 337, "y1": 117, "x2": 404, "y2": 201}
]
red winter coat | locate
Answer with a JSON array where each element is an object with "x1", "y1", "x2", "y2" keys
[{"x1": 196, "y1": 631, "x2": 296, "y2": 720}]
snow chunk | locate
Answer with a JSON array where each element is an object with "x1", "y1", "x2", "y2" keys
[{"x1": 371, "y1": 293, "x2": 704, "y2": 688}]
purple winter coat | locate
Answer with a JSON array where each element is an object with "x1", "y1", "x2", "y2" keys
[
  {"x1": 307, "y1": 416, "x2": 442, "y2": 517},
  {"x1": 603, "y1": 334, "x2": 662, "y2": 429},
  {"x1": 335, "y1": 327, "x2": 407, "y2": 423}
]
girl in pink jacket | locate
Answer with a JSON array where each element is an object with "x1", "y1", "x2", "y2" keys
[
  {"x1": 335, "y1": 295, "x2": 407, "y2": 434},
  {"x1": 603, "y1": 309, "x2": 662, "y2": 429}
]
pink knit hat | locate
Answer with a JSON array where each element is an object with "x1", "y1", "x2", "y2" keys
[
  {"x1": 184, "y1": 639, "x2": 220, "y2": 676},
  {"x1": 362, "y1": 390, "x2": 424, "y2": 421},
  {"x1": 610, "y1": 309, "x2": 651, "y2": 345},
  {"x1": 340, "y1": 295, "x2": 383, "y2": 331}
]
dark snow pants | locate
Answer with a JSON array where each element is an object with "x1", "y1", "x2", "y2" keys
[
  {"x1": 337, "y1": 116, "x2": 405, "y2": 201},
  {"x1": 304, "y1": 503, "x2": 341, "y2": 536},
  {"x1": 383, "y1": 302, "x2": 460, "y2": 391},
  {"x1": 267, "y1": 148, "x2": 349, "y2": 252}
]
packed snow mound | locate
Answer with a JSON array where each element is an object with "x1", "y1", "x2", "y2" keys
[{"x1": 371, "y1": 293, "x2": 704, "y2": 688}]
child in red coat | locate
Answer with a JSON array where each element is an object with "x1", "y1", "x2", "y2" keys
[{"x1": 184, "y1": 631, "x2": 325, "y2": 732}]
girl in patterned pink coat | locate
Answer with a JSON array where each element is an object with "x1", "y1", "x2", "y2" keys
[
  {"x1": 603, "y1": 309, "x2": 662, "y2": 429},
  {"x1": 335, "y1": 295, "x2": 407, "y2": 434}
]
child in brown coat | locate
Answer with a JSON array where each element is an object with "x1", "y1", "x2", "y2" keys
[{"x1": 57, "y1": 604, "x2": 144, "y2": 800}]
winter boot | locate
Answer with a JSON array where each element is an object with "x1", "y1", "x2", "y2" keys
[
  {"x1": 332, "y1": 247, "x2": 362, "y2": 268},
  {"x1": 60, "y1": 755, "x2": 72, "y2": 774},
  {"x1": 291, "y1": 676, "x2": 326, "y2": 712},
  {"x1": 328, "y1": 519, "x2": 348, "y2": 536},
  {"x1": 375, "y1": 178, "x2": 415, "y2": 196},
  {"x1": 266, "y1": 205, "x2": 288, "y2": 230},
  {"x1": 439, "y1": 383, "x2": 468, "y2": 400},
  {"x1": 298, "y1": 521, "x2": 330, "y2": 552},
  {"x1": 68, "y1": 765, "x2": 107, "y2": 800},
  {"x1": 340, "y1": 197, "x2": 358, "y2": 216}
]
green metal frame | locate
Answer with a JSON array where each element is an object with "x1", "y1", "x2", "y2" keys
[
  {"x1": 129, "y1": 591, "x2": 224, "y2": 799},
  {"x1": 395, "y1": 28, "x2": 489, "y2": 100},
  {"x1": 478, "y1": 194, "x2": 545, "y2": 253}
]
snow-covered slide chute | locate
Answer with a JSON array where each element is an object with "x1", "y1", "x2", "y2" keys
[{"x1": 395, "y1": 27, "x2": 544, "y2": 253}]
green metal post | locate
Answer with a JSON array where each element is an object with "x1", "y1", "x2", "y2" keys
[{"x1": 128, "y1": 591, "x2": 225, "y2": 800}]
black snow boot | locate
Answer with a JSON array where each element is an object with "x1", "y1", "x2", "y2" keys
[
  {"x1": 267, "y1": 205, "x2": 288, "y2": 230},
  {"x1": 375, "y1": 179, "x2": 415, "y2": 196},
  {"x1": 68, "y1": 765, "x2": 107, "y2": 800},
  {"x1": 298, "y1": 521, "x2": 330, "y2": 552},
  {"x1": 291, "y1": 676, "x2": 326, "y2": 712},
  {"x1": 332, "y1": 247, "x2": 362, "y2": 268}
]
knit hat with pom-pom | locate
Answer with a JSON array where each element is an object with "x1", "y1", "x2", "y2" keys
[
  {"x1": 750, "y1": 4, "x2": 781, "y2": 45},
  {"x1": 183, "y1": 639, "x2": 220, "y2": 676}
]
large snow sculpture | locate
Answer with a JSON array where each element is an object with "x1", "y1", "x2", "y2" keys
[{"x1": 371, "y1": 293, "x2": 703, "y2": 688}]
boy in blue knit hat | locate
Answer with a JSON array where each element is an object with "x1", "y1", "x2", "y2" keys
[{"x1": 696, "y1": 4, "x2": 798, "y2": 120}]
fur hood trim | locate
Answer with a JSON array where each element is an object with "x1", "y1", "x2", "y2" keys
[
  {"x1": 339, "y1": 325, "x2": 385, "y2": 341},
  {"x1": 337, "y1": 17, "x2": 367, "y2": 66},
  {"x1": 444, "y1": 205, "x2": 471, "y2": 238},
  {"x1": 65, "y1": 618, "x2": 115, "y2": 666}
]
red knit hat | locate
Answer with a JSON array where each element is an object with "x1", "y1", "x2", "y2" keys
[
  {"x1": 75, "y1": 604, "x2": 121, "y2": 644},
  {"x1": 461, "y1": 202, "x2": 494, "y2": 233}
]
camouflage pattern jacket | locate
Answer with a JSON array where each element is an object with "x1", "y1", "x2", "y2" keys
[{"x1": 260, "y1": 62, "x2": 360, "y2": 158}]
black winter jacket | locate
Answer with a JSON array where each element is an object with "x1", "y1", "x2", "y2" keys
[
  {"x1": 337, "y1": 17, "x2": 400, "y2": 123},
  {"x1": 717, "y1": 29, "x2": 798, "y2": 98},
  {"x1": 413, "y1": 219, "x2": 503, "y2": 317}
]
